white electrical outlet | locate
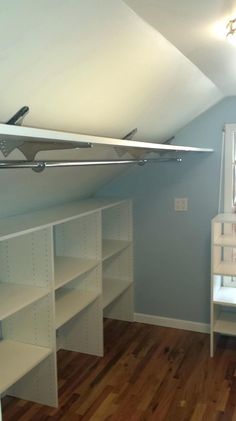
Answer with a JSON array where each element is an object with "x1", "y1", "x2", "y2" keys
[{"x1": 174, "y1": 198, "x2": 188, "y2": 211}]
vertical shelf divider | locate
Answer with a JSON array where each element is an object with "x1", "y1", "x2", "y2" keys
[
  {"x1": 55, "y1": 210, "x2": 103, "y2": 356},
  {"x1": 102, "y1": 199, "x2": 134, "y2": 321}
]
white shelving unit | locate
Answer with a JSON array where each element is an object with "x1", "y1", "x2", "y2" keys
[
  {"x1": 0, "y1": 197, "x2": 133, "y2": 420},
  {"x1": 211, "y1": 213, "x2": 236, "y2": 356}
]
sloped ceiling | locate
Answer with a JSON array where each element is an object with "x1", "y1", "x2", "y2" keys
[
  {"x1": 125, "y1": 0, "x2": 236, "y2": 96},
  {"x1": 0, "y1": 0, "x2": 229, "y2": 215},
  {"x1": 0, "y1": 0, "x2": 222, "y2": 140}
]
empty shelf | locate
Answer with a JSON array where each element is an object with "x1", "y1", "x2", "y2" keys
[
  {"x1": 0, "y1": 339, "x2": 51, "y2": 394},
  {"x1": 0, "y1": 199, "x2": 125, "y2": 241},
  {"x1": 55, "y1": 288, "x2": 100, "y2": 329},
  {"x1": 103, "y1": 278, "x2": 132, "y2": 309},
  {"x1": 214, "y1": 235, "x2": 236, "y2": 247},
  {"x1": 102, "y1": 240, "x2": 131, "y2": 261},
  {"x1": 213, "y1": 262, "x2": 236, "y2": 276},
  {"x1": 214, "y1": 287, "x2": 236, "y2": 306},
  {"x1": 0, "y1": 283, "x2": 50, "y2": 320},
  {"x1": 214, "y1": 312, "x2": 236, "y2": 335},
  {"x1": 54, "y1": 256, "x2": 98, "y2": 289}
]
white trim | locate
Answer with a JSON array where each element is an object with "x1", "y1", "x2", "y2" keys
[
  {"x1": 134, "y1": 313, "x2": 210, "y2": 334},
  {"x1": 224, "y1": 124, "x2": 236, "y2": 212}
]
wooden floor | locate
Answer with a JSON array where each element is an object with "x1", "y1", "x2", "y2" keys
[{"x1": 3, "y1": 319, "x2": 236, "y2": 420}]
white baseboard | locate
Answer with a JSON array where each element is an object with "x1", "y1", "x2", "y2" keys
[{"x1": 134, "y1": 312, "x2": 210, "y2": 334}]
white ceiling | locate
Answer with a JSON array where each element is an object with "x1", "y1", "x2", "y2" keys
[{"x1": 125, "y1": 0, "x2": 236, "y2": 96}]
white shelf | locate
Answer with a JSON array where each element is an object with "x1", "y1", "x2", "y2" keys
[
  {"x1": 0, "y1": 339, "x2": 51, "y2": 394},
  {"x1": 214, "y1": 287, "x2": 236, "y2": 306},
  {"x1": 0, "y1": 123, "x2": 213, "y2": 153},
  {"x1": 213, "y1": 214, "x2": 236, "y2": 223},
  {"x1": 214, "y1": 235, "x2": 236, "y2": 247},
  {"x1": 54, "y1": 256, "x2": 98, "y2": 290},
  {"x1": 103, "y1": 278, "x2": 132, "y2": 309},
  {"x1": 0, "y1": 283, "x2": 50, "y2": 320},
  {"x1": 213, "y1": 312, "x2": 236, "y2": 335},
  {"x1": 0, "y1": 199, "x2": 125, "y2": 241},
  {"x1": 102, "y1": 240, "x2": 131, "y2": 261},
  {"x1": 55, "y1": 288, "x2": 100, "y2": 329},
  {"x1": 213, "y1": 262, "x2": 236, "y2": 276}
]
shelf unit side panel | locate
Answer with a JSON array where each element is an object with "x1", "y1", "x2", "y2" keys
[
  {"x1": 64, "y1": 264, "x2": 102, "y2": 295},
  {"x1": 2, "y1": 294, "x2": 55, "y2": 348},
  {"x1": 8, "y1": 354, "x2": 58, "y2": 407},
  {"x1": 57, "y1": 296, "x2": 103, "y2": 356},
  {"x1": 213, "y1": 246, "x2": 222, "y2": 272},
  {"x1": 210, "y1": 221, "x2": 214, "y2": 357},
  {"x1": 103, "y1": 245, "x2": 133, "y2": 282},
  {"x1": 0, "y1": 228, "x2": 53, "y2": 288},
  {"x1": 102, "y1": 201, "x2": 132, "y2": 242},
  {"x1": 54, "y1": 211, "x2": 101, "y2": 261},
  {"x1": 104, "y1": 284, "x2": 134, "y2": 322}
]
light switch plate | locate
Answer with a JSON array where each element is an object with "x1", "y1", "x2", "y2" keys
[{"x1": 174, "y1": 198, "x2": 188, "y2": 211}]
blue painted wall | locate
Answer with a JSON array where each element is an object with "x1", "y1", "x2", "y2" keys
[{"x1": 97, "y1": 97, "x2": 236, "y2": 324}]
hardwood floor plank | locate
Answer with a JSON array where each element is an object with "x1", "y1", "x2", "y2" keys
[{"x1": 3, "y1": 321, "x2": 236, "y2": 421}]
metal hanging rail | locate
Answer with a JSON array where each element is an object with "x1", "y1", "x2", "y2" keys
[{"x1": 0, "y1": 157, "x2": 182, "y2": 172}]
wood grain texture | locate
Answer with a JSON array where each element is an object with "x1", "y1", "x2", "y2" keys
[{"x1": 3, "y1": 319, "x2": 236, "y2": 420}]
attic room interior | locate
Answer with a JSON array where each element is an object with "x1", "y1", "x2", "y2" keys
[{"x1": 3, "y1": 0, "x2": 236, "y2": 420}]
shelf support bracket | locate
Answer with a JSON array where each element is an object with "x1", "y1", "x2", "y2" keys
[{"x1": 0, "y1": 107, "x2": 91, "y2": 159}]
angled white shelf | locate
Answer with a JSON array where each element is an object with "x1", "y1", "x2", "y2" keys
[
  {"x1": 213, "y1": 287, "x2": 236, "y2": 306},
  {"x1": 0, "y1": 339, "x2": 52, "y2": 394},
  {"x1": 103, "y1": 278, "x2": 132, "y2": 309},
  {"x1": 102, "y1": 240, "x2": 131, "y2": 261},
  {"x1": 0, "y1": 283, "x2": 50, "y2": 320},
  {"x1": 54, "y1": 256, "x2": 98, "y2": 290},
  {"x1": 213, "y1": 312, "x2": 236, "y2": 335},
  {"x1": 213, "y1": 262, "x2": 236, "y2": 276},
  {"x1": 55, "y1": 288, "x2": 100, "y2": 329},
  {"x1": 0, "y1": 123, "x2": 213, "y2": 153}
]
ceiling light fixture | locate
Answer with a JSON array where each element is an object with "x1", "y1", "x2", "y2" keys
[{"x1": 226, "y1": 18, "x2": 236, "y2": 44}]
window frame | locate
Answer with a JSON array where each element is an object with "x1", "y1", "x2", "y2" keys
[{"x1": 224, "y1": 124, "x2": 236, "y2": 212}]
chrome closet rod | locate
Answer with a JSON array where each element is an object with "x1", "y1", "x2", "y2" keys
[{"x1": 0, "y1": 157, "x2": 182, "y2": 172}]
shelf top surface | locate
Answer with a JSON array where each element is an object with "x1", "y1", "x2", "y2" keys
[
  {"x1": 213, "y1": 235, "x2": 236, "y2": 246},
  {"x1": 212, "y1": 213, "x2": 236, "y2": 223},
  {"x1": 0, "y1": 339, "x2": 51, "y2": 393},
  {"x1": 0, "y1": 283, "x2": 50, "y2": 320},
  {"x1": 0, "y1": 123, "x2": 213, "y2": 153},
  {"x1": 103, "y1": 278, "x2": 132, "y2": 309},
  {"x1": 102, "y1": 239, "x2": 131, "y2": 261},
  {"x1": 55, "y1": 288, "x2": 99, "y2": 329},
  {"x1": 54, "y1": 256, "x2": 98, "y2": 290},
  {"x1": 0, "y1": 198, "x2": 128, "y2": 240}
]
